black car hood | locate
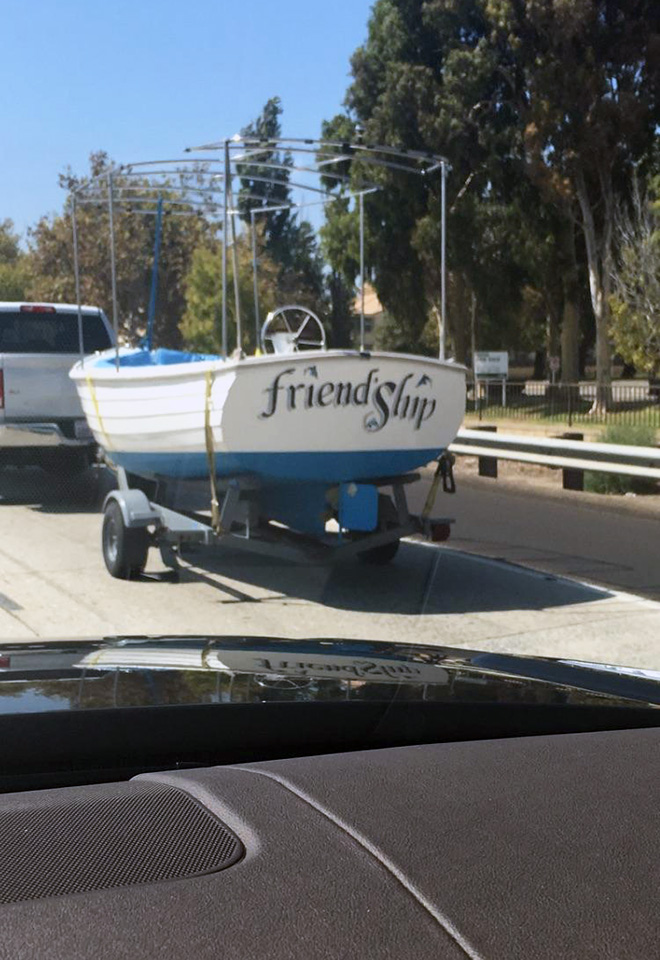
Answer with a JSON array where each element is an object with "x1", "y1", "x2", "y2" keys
[{"x1": 1, "y1": 635, "x2": 659, "y2": 713}]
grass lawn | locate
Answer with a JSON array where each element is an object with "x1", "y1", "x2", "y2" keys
[{"x1": 465, "y1": 402, "x2": 660, "y2": 439}]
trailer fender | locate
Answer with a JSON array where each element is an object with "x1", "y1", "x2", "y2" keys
[{"x1": 103, "y1": 489, "x2": 160, "y2": 528}]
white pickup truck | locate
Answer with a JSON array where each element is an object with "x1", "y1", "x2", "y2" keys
[{"x1": 0, "y1": 302, "x2": 115, "y2": 473}]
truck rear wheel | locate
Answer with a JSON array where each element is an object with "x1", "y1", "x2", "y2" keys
[{"x1": 102, "y1": 500, "x2": 149, "y2": 579}]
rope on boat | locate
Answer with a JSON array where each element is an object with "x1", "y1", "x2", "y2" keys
[
  {"x1": 204, "y1": 370, "x2": 222, "y2": 533},
  {"x1": 84, "y1": 374, "x2": 113, "y2": 450}
]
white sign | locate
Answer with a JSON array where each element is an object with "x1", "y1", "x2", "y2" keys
[
  {"x1": 474, "y1": 351, "x2": 508, "y2": 377},
  {"x1": 549, "y1": 356, "x2": 561, "y2": 373}
]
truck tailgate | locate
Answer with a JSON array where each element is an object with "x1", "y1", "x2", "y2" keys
[{"x1": 2, "y1": 354, "x2": 82, "y2": 420}]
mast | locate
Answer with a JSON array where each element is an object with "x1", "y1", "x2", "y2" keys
[
  {"x1": 222, "y1": 141, "x2": 229, "y2": 357},
  {"x1": 146, "y1": 194, "x2": 164, "y2": 351},
  {"x1": 107, "y1": 171, "x2": 120, "y2": 370},
  {"x1": 359, "y1": 191, "x2": 365, "y2": 352},
  {"x1": 251, "y1": 209, "x2": 260, "y2": 349}
]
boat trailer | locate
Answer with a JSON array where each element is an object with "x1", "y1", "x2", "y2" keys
[{"x1": 101, "y1": 454, "x2": 456, "y2": 580}]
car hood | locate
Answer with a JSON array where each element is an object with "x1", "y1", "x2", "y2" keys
[{"x1": 1, "y1": 635, "x2": 659, "y2": 713}]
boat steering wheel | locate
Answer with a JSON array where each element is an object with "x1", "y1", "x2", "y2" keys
[{"x1": 260, "y1": 306, "x2": 327, "y2": 354}]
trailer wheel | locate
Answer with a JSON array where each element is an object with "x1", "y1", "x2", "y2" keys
[
  {"x1": 102, "y1": 500, "x2": 149, "y2": 579},
  {"x1": 357, "y1": 495, "x2": 400, "y2": 565},
  {"x1": 358, "y1": 538, "x2": 400, "y2": 565}
]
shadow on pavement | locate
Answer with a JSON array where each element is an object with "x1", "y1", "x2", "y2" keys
[
  {"x1": 0, "y1": 465, "x2": 613, "y2": 616},
  {"x1": 176, "y1": 538, "x2": 612, "y2": 616},
  {"x1": 0, "y1": 465, "x2": 117, "y2": 514}
]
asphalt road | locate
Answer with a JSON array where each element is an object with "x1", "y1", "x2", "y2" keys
[
  {"x1": 0, "y1": 464, "x2": 658, "y2": 669},
  {"x1": 409, "y1": 468, "x2": 660, "y2": 601}
]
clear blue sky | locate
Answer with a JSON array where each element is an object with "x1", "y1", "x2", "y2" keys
[{"x1": 2, "y1": 0, "x2": 374, "y2": 240}]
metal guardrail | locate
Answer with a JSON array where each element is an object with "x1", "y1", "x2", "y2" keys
[{"x1": 450, "y1": 428, "x2": 660, "y2": 484}]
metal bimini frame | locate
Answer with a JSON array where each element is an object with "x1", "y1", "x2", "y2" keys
[
  {"x1": 70, "y1": 157, "x2": 379, "y2": 362},
  {"x1": 70, "y1": 138, "x2": 449, "y2": 364},
  {"x1": 71, "y1": 159, "x2": 225, "y2": 367},
  {"x1": 246, "y1": 187, "x2": 379, "y2": 347},
  {"x1": 186, "y1": 136, "x2": 450, "y2": 360}
]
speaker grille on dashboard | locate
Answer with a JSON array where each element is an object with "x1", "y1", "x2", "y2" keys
[{"x1": 0, "y1": 781, "x2": 243, "y2": 903}]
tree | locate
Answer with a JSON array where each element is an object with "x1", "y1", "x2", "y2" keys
[
  {"x1": 0, "y1": 219, "x2": 29, "y2": 301},
  {"x1": 327, "y1": 1, "x2": 550, "y2": 363},
  {"x1": 327, "y1": 0, "x2": 659, "y2": 386},
  {"x1": 319, "y1": 112, "x2": 432, "y2": 353},
  {"x1": 0, "y1": 261, "x2": 29, "y2": 301},
  {"x1": 0, "y1": 219, "x2": 21, "y2": 264},
  {"x1": 180, "y1": 225, "x2": 279, "y2": 354},
  {"x1": 318, "y1": 190, "x2": 360, "y2": 347},
  {"x1": 237, "y1": 97, "x2": 295, "y2": 264},
  {"x1": 237, "y1": 99, "x2": 327, "y2": 320},
  {"x1": 609, "y1": 176, "x2": 660, "y2": 375},
  {"x1": 488, "y1": 0, "x2": 660, "y2": 404}
]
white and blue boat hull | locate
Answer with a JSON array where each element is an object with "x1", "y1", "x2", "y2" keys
[{"x1": 71, "y1": 348, "x2": 466, "y2": 485}]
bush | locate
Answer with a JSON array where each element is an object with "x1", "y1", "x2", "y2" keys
[{"x1": 585, "y1": 424, "x2": 658, "y2": 495}]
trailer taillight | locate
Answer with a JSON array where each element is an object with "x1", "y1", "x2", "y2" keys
[
  {"x1": 430, "y1": 522, "x2": 451, "y2": 542},
  {"x1": 0, "y1": 370, "x2": 4, "y2": 409}
]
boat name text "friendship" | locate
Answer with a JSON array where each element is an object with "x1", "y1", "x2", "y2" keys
[
  {"x1": 259, "y1": 367, "x2": 437, "y2": 431},
  {"x1": 252, "y1": 657, "x2": 424, "y2": 680}
]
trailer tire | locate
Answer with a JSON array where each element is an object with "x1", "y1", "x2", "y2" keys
[
  {"x1": 357, "y1": 495, "x2": 400, "y2": 565},
  {"x1": 358, "y1": 538, "x2": 400, "y2": 565},
  {"x1": 102, "y1": 500, "x2": 149, "y2": 579}
]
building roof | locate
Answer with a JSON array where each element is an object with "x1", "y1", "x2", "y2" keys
[{"x1": 353, "y1": 283, "x2": 384, "y2": 317}]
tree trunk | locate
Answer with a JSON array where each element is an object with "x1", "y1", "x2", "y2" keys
[
  {"x1": 470, "y1": 290, "x2": 477, "y2": 373},
  {"x1": 561, "y1": 299, "x2": 580, "y2": 382},
  {"x1": 592, "y1": 278, "x2": 612, "y2": 411},
  {"x1": 560, "y1": 223, "x2": 580, "y2": 383},
  {"x1": 447, "y1": 272, "x2": 468, "y2": 364},
  {"x1": 533, "y1": 349, "x2": 545, "y2": 379},
  {"x1": 575, "y1": 169, "x2": 612, "y2": 412},
  {"x1": 546, "y1": 309, "x2": 560, "y2": 375}
]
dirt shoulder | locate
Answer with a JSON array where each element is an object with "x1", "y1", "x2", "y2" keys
[{"x1": 447, "y1": 453, "x2": 660, "y2": 521}]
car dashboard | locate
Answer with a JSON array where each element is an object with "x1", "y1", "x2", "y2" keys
[{"x1": 0, "y1": 637, "x2": 658, "y2": 958}]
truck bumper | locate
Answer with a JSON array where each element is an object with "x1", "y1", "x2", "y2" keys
[{"x1": 0, "y1": 422, "x2": 93, "y2": 449}]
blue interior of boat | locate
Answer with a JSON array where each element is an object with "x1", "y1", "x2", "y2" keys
[{"x1": 94, "y1": 348, "x2": 221, "y2": 367}]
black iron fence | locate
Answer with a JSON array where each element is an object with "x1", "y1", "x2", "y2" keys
[{"x1": 466, "y1": 380, "x2": 660, "y2": 428}]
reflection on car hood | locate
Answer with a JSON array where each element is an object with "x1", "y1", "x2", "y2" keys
[{"x1": 0, "y1": 636, "x2": 659, "y2": 714}]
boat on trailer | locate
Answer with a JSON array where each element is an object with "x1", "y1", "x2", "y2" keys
[
  {"x1": 67, "y1": 138, "x2": 466, "y2": 575},
  {"x1": 72, "y1": 343, "x2": 463, "y2": 484}
]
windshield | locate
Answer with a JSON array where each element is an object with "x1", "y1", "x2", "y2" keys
[{"x1": 0, "y1": 0, "x2": 658, "y2": 731}]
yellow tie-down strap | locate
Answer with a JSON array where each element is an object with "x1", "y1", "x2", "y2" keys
[
  {"x1": 84, "y1": 374, "x2": 113, "y2": 451},
  {"x1": 204, "y1": 370, "x2": 222, "y2": 533},
  {"x1": 421, "y1": 452, "x2": 456, "y2": 520},
  {"x1": 421, "y1": 463, "x2": 442, "y2": 521}
]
